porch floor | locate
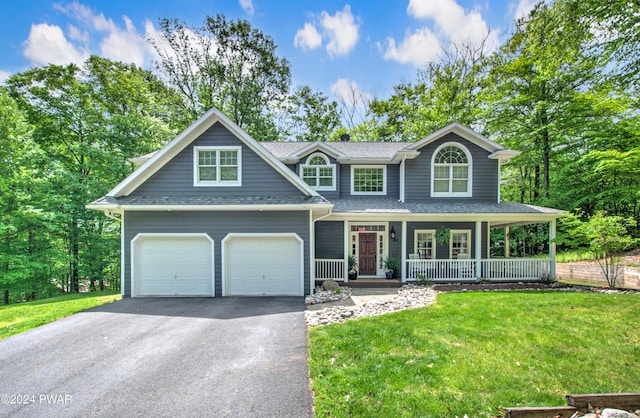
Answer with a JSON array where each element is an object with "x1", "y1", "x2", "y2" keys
[{"x1": 315, "y1": 278, "x2": 403, "y2": 288}]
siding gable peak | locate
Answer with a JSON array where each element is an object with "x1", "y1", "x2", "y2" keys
[
  {"x1": 408, "y1": 123, "x2": 514, "y2": 158},
  {"x1": 108, "y1": 107, "x2": 320, "y2": 198}
]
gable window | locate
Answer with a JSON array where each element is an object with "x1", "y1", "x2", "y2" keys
[
  {"x1": 431, "y1": 142, "x2": 472, "y2": 197},
  {"x1": 351, "y1": 166, "x2": 386, "y2": 195},
  {"x1": 414, "y1": 230, "x2": 435, "y2": 259},
  {"x1": 450, "y1": 230, "x2": 471, "y2": 259},
  {"x1": 194, "y1": 146, "x2": 241, "y2": 186},
  {"x1": 300, "y1": 153, "x2": 335, "y2": 190}
]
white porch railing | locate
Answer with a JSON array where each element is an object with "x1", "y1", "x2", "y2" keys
[
  {"x1": 406, "y1": 259, "x2": 476, "y2": 281},
  {"x1": 405, "y1": 258, "x2": 551, "y2": 282},
  {"x1": 481, "y1": 258, "x2": 550, "y2": 281},
  {"x1": 315, "y1": 259, "x2": 345, "y2": 281}
]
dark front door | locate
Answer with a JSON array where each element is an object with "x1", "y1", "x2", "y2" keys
[{"x1": 359, "y1": 233, "x2": 377, "y2": 275}]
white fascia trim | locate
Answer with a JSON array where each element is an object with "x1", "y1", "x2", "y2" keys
[
  {"x1": 108, "y1": 107, "x2": 319, "y2": 198},
  {"x1": 324, "y1": 212, "x2": 565, "y2": 223},
  {"x1": 489, "y1": 149, "x2": 521, "y2": 163},
  {"x1": 291, "y1": 142, "x2": 346, "y2": 161},
  {"x1": 408, "y1": 122, "x2": 504, "y2": 153},
  {"x1": 89, "y1": 203, "x2": 334, "y2": 212}
]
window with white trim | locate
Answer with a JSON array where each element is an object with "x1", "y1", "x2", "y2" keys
[
  {"x1": 194, "y1": 146, "x2": 241, "y2": 186},
  {"x1": 414, "y1": 230, "x2": 435, "y2": 259},
  {"x1": 300, "y1": 153, "x2": 335, "y2": 190},
  {"x1": 351, "y1": 166, "x2": 386, "y2": 195},
  {"x1": 431, "y1": 143, "x2": 472, "y2": 197},
  {"x1": 450, "y1": 230, "x2": 471, "y2": 259}
]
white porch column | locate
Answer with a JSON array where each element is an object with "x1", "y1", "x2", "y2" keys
[
  {"x1": 475, "y1": 221, "x2": 482, "y2": 279},
  {"x1": 344, "y1": 221, "x2": 350, "y2": 282},
  {"x1": 505, "y1": 226, "x2": 510, "y2": 258},
  {"x1": 401, "y1": 221, "x2": 407, "y2": 282},
  {"x1": 549, "y1": 219, "x2": 557, "y2": 280}
]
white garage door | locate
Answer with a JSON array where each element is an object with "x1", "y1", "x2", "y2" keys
[
  {"x1": 132, "y1": 234, "x2": 214, "y2": 297},
  {"x1": 224, "y1": 234, "x2": 303, "y2": 296}
]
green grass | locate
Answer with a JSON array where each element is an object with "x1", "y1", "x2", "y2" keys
[
  {"x1": 309, "y1": 292, "x2": 640, "y2": 417},
  {"x1": 0, "y1": 291, "x2": 121, "y2": 340},
  {"x1": 556, "y1": 248, "x2": 595, "y2": 263}
]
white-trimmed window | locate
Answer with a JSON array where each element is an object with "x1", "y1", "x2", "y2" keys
[
  {"x1": 450, "y1": 230, "x2": 471, "y2": 259},
  {"x1": 431, "y1": 142, "x2": 472, "y2": 197},
  {"x1": 414, "y1": 230, "x2": 435, "y2": 259},
  {"x1": 351, "y1": 166, "x2": 386, "y2": 195},
  {"x1": 194, "y1": 146, "x2": 241, "y2": 186},
  {"x1": 300, "y1": 153, "x2": 335, "y2": 190}
]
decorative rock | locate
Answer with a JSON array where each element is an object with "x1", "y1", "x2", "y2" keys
[
  {"x1": 321, "y1": 279, "x2": 340, "y2": 292},
  {"x1": 305, "y1": 285, "x2": 437, "y2": 326},
  {"x1": 601, "y1": 409, "x2": 640, "y2": 418},
  {"x1": 305, "y1": 286, "x2": 352, "y2": 305}
]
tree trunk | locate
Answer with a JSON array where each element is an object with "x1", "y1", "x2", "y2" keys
[
  {"x1": 3, "y1": 290, "x2": 8, "y2": 305},
  {"x1": 70, "y1": 219, "x2": 80, "y2": 293}
]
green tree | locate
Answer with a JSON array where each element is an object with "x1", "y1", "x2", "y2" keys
[
  {"x1": 285, "y1": 85, "x2": 341, "y2": 142},
  {"x1": 150, "y1": 14, "x2": 291, "y2": 140},
  {"x1": 560, "y1": 212, "x2": 637, "y2": 288},
  {"x1": 370, "y1": 37, "x2": 491, "y2": 141},
  {"x1": 7, "y1": 57, "x2": 178, "y2": 294}
]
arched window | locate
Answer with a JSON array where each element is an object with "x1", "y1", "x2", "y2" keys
[
  {"x1": 431, "y1": 143, "x2": 472, "y2": 197},
  {"x1": 301, "y1": 153, "x2": 336, "y2": 190}
]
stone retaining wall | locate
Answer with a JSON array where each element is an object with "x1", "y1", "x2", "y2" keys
[{"x1": 557, "y1": 262, "x2": 640, "y2": 290}]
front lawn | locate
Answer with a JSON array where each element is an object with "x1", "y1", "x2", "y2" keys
[
  {"x1": 308, "y1": 291, "x2": 640, "y2": 417},
  {"x1": 0, "y1": 291, "x2": 120, "y2": 340}
]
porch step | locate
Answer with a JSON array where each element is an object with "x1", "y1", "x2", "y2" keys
[{"x1": 316, "y1": 279, "x2": 403, "y2": 288}]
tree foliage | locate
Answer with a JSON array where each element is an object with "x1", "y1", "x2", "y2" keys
[
  {"x1": 150, "y1": 14, "x2": 291, "y2": 140},
  {"x1": 3, "y1": 56, "x2": 179, "y2": 300},
  {"x1": 560, "y1": 212, "x2": 637, "y2": 288}
]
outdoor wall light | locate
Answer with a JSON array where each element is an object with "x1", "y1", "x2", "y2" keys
[{"x1": 390, "y1": 226, "x2": 397, "y2": 241}]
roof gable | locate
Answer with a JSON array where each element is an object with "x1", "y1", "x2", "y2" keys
[
  {"x1": 408, "y1": 123, "x2": 504, "y2": 153},
  {"x1": 108, "y1": 107, "x2": 319, "y2": 198}
]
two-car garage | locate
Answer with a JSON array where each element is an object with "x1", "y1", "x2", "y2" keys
[{"x1": 131, "y1": 233, "x2": 304, "y2": 297}]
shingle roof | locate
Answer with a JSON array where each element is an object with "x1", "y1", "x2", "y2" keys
[
  {"x1": 331, "y1": 198, "x2": 564, "y2": 215},
  {"x1": 261, "y1": 141, "x2": 410, "y2": 160},
  {"x1": 89, "y1": 195, "x2": 330, "y2": 207}
]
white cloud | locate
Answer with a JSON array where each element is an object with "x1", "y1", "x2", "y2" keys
[
  {"x1": 294, "y1": 5, "x2": 360, "y2": 58},
  {"x1": 239, "y1": 0, "x2": 254, "y2": 16},
  {"x1": 44, "y1": 1, "x2": 151, "y2": 67},
  {"x1": 23, "y1": 23, "x2": 89, "y2": 66},
  {"x1": 407, "y1": 0, "x2": 497, "y2": 48},
  {"x1": 0, "y1": 70, "x2": 11, "y2": 84},
  {"x1": 512, "y1": 0, "x2": 540, "y2": 21},
  {"x1": 294, "y1": 23, "x2": 322, "y2": 50},
  {"x1": 319, "y1": 5, "x2": 359, "y2": 58},
  {"x1": 380, "y1": 27, "x2": 442, "y2": 66},
  {"x1": 330, "y1": 78, "x2": 372, "y2": 107}
]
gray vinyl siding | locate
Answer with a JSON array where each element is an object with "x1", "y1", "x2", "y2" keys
[
  {"x1": 131, "y1": 123, "x2": 303, "y2": 197},
  {"x1": 123, "y1": 210, "x2": 311, "y2": 297},
  {"x1": 404, "y1": 133, "x2": 499, "y2": 203},
  {"x1": 339, "y1": 164, "x2": 400, "y2": 199},
  {"x1": 388, "y1": 221, "x2": 402, "y2": 261},
  {"x1": 405, "y1": 222, "x2": 488, "y2": 260},
  {"x1": 314, "y1": 221, "x2": 344, "y2": 258}
]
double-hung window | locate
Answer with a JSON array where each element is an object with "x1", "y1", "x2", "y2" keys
[
  {"x1": 351, "y1": 166, "x2": 386, "y2": 195},
  {"x1": 194, "y1": 146, "x2": 241, "y2": 186},
  {"x1": 414, "y1": 230, "x2": 435, "y2": 259},
  {"x1": 432, "y1": 143, "x2": 472, "y2": 197},
  {"x1": 300, "y1": 153, "x2": 335, "y2": 190},
  {"x1": 450, "y1": 230, "x2": 471, "y2": 259}
]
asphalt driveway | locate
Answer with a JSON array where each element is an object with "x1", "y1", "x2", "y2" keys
[{"x1": 0, "y1": 297, "x2": 312, "y2": 418}]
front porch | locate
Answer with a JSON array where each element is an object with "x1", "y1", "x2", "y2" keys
[{"x1": 314, "y1": 257, "x2": 552, "y2": 283}]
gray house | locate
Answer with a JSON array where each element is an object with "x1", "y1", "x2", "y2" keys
[{"x1": 88, "y1": 107, "x2": 563, "y2": 297}]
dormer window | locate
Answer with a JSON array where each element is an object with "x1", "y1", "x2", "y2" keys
[
  {"x1": 431, "y1": 142, "x2": 472, "y2": 197},
  {"x1": 301, "y1": 153, "x2": 335, "y2": 190}
]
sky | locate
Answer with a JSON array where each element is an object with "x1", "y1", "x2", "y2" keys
[{"x1": 0, "y1": 0, "x2": 540, "y2": 105}]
